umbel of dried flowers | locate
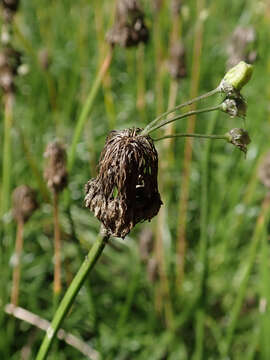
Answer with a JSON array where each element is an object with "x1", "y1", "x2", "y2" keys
[
  {"x1": 85, "y1": 128, "x2": 162, "y2": 238},
  {"x1": 12, "y1": 185, "x2": 38, "y2": 223},
  {"x1": 106, "y1": 0, "x2": 149, "y2": 48},
  {"x1": 44, "y1": 141, "x2": 68, "y2": 193}
]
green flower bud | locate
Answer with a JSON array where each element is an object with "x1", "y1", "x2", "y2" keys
[{"x1": 220, "y1": 61, "x2": 253, "y2": 95}]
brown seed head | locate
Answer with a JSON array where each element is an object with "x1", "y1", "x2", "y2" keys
[
  {"x1": 139, "y1": 227, "x2": 154, "y2": 262},
  {"x1": 169, "y1": 41, "x2": 187, "y2": 80},
  {"x1": 85, "y1": 128, "x2": 162, "y2": 238},
  {"x1": 106, "y1": 0, "x2": 149, "y2": 48},
  {"x1": 1, "y1": 0, "x2": 20, "y2": 22},
  {"x1": 12, "y1": 185, "x2": 38, "y2": 223},
  {"x1": 0, "y1": 46, "x2": 21, "y2": 93},
  {"x1": 171, "y1": 0, "x2": 182, "y2": 16},
  {"x1": 225, "y1": 128, "x2": 251, "y2": 155},
  {"x1": 227, "y1": 26, "x2": 257, "y2": 69},
  {"x1": 258, "y1": 151, "x2": 270, "y2": 189},
  {"x1": 44, "y1": 141, "x2": 68, "y2": 193}
]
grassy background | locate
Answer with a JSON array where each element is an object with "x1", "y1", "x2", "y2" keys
[{"x1": 1, "y1": 0, "x2": 270, "y2": 359}]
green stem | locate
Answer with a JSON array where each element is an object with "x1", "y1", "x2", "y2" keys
[
  {"x1": 141, "y1": 87, "x2": 220, "y2": 136},
  {"x1": 143, "y1": 104, "x2": 221, "y2": 135},
  {"x1": 68, "y1": 49, "x2": 113, "y2": 172},
  {"x1": 223, "y1": 195, "x2": 270, "y2": 356},
  {"x1": 154, "y1": 133, "x2": 226, "y2": 142},
  {"x1": 35, "y1": 233, "x2": 109, "y2": 360}
]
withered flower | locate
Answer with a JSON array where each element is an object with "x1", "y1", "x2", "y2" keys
[
  {"x1": 0, "y1": 46, "x2": 21, "y2": 93},
  {"x1": 221, "y1": 96, "x2": 247, "y2": 118},
  {"x1": 44, "y1": 141, "x2": 68, "y2": 193},
  {"x1": 258, "y1": 151, "x2": 270, "y2": 189},
  {"x1": 12, "y1": 185, "x2": 38, "y2": 223},
  {"x1": 85, "y1": 128, "x2": 162, "y2": 238},
  {"x1": 106, "y1": 0, "x2": 149, "y2": 48},
  {"x1": 169, "y1": 41, "x2": 187, "y2": 80},
  {"x1": 225, "y1": 128, "x2": 251, "y2": 155}
]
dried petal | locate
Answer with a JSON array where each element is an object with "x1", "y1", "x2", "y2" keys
[{"x1": 85, "y1": 128, "x2": 162, "y2": 238}]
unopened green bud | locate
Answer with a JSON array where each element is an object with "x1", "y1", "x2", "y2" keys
[
  {"x1": 220, "y1": 61, "x2": 253, "y2": 93},
  {"x1": 225, "y1": 128, "x2": 251, "y2": 154}
]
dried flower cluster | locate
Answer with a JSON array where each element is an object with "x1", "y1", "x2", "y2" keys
[
  {"x1": 85, "y1": 128, "x2": 162, "y2": 238},
  {"x1": 44, "y1": 141, "x2": 68, "y2": 193},
  {"x1": 106, "y1": 0, "x2": 149, "y2": 48},
  {"x1": 169, "y1": 41, "x2": 187, "y2": 80},
  {"x1": 225, "y1": 128, "x2": 251, "y2": 155},
  {"x1": 1, "y1": 0, "x2": 20, "y2": 22},
  {"x1": 227, "y1": 26, "x2": 257, "y2": 69},
  {"x1": 0, "y1": 46, "x2": 21, "y2": 93},
  {"x1": 12, "y1": 185, "x2": 38, "y2": 223}
]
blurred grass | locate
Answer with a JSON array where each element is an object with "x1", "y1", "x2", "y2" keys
[{"x1": 1, "y1": 0, "x2": 270, "y2": 359}]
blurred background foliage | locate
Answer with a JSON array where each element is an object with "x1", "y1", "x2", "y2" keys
[{"x1": 1, "y1": 0, "x2": 270, "y2": 359}]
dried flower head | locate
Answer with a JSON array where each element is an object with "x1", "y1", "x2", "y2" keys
[
  {"x1": 44, "y1": 141, "x2": 68, "y2": 193},
  {"x1": 1, "y1": 0, "x2": 20, "y2": 21},
  {"x1": 227, "y1": 26, "x2": 257, "y2": 69},
  {"x1": 106, "y1": 0, "x2": 149, "y2": 48},
  {"x1": 171, "y1": 0, "x2": 182, "y2": 16},
  {"x1": 12, "y1": 185, "x2": 38, "y2": 223},
  {"x1": 169, "y1": 41, "x2": 187, "y2": 80},
  {"x1": 258, "y1": 151, "x2": 270, "y2": 189},
  {"x1": 221, "y1": 96, "x2": 247, "y2": 118},
  {"x1": 139, "y1": 227, "x2": 154, "y2": 262},
  {"x1": 0, "y1": 46, "x2": 21, "y2": 93},
  {"x1": 225, "y1": 128, "x2": 251, "y2": 155},
  {"x1": 85, "y1": 128, "x2": 162, "y2": 238}
]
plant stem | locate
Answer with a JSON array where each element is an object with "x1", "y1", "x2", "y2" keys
[
  {"x1": 68, "y1": 49, "x2": 113, "y2": 173},
  {"x1": 53, "y1": 191, "x2": 61, "y2": 300},
  {"x1": 35, "y1": 233, "x2": 109, "y2": 360},
  {"x1": 1, "y1": 93, "x2": 14, "y2": 218},
  {"x1": 154, "y1": 133, "x2": 225, "y2": 142},
  {"x1": 222, "y1": 194, "x2": 270, "y2": 356},
  {"x1": 144, "y1": 104, "x2": 220, "y2": 135},
  {"x1": 141, "y1": 87, "x2": 219, "y2": 136},
  {"x1": 11, "y1": 218, "x2": 24, "y2": 306}
]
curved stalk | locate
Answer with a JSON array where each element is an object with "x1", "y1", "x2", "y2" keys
[
  {"x1": 143, "y1": 104, "x2": 221, "y2": 135},
  {"x1": 141, "y1": 87, "x2": 220, "y2": 136},
  {"x1": 154, "y1": 133, "x2": 226, "y2": 142},
  {"x1": 36, "y1": 233, "x2": 109, "y2": 360}
]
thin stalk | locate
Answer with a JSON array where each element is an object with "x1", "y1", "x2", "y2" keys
[
  {"x1": 175, "y1": 0, "x2": 205, "y2": 290},
  {"x1": 35, "y1": 233, "x2": 109, "y2": 360},
  {"x1": 146, "y1": 104, "x2": 220, "y2": 134},
  {"x1": 193, "y1": 113, "x2": 217, "y2": 360},
  {"x1": 68, "y1": 49, "x2": 113, "y2": 172},
  {"x1": 11, "y1": 218, "x2": 24, "y2": 306},
  {"x1": 1, "y1": 93, "x2": 14, "y2": 218},
  {"x1": 154, "y1": 133, "x2": 225, "y2": 142},
  {"x1": 141, "y1": 87, "x2": 219, "y2": 136},
  {"x1": 53, "y1": 191, "x2": 61, "y2": 301},
  {"x1": 222, "y1": 195, "x2": 270, "y2": 356},
  {"x1": 136, "y1": 43, "x2": 146, "y2": 122}
]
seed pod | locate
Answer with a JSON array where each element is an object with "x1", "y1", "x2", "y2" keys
[
  {"x1": 221, "y1": 96, "x2": 247, "y2": 118},
  {"x1": 85, "y1": 128, "x2": 162, "y2": 238},
  {"x1": 0, "y1": 46, "x2": 21, "y2": 93},
  {"x1": 1, "y1": 0, "x2": 20, "y2": 22},
  {"x1": 258, "y1": 151, "x2": 270, "y2": 189},
  {"x1": 106, "y1": 0, "x2": 149, "y2": 48},
  {"x1": 227, "y1": 26, "x2": 257, "y2": 69},
  {"x1": 169, "y1": 41, "x2": 187, "y2": 80},
  {"x1": 44, "y1": 141, "x2": 68, "y2": 193},
  {"x1": 12, "y1": 185, "x2": 38, "y2": 223}
]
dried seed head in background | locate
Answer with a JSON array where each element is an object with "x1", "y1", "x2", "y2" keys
[
  {"x1": 171, "y1": 0, "x2": 182, "y2": 16},
  {"x1": 38, "y1": 48, "x2": 51, "y2": 71},
  {"x1": 227, "y1": 26, "x2": 257, "y2": 69},
  {"x1": 44, "y1": 141, "x2": 68, "y2": 193},
  {"x1": 139, "y1": 227, "x2": 154, "y2": 263},
  {"x1": 258, "y1": 151, "x2": 270, "y2": 189},
  {"x1": 106, "y1": 0, "x2": 149, "y2": 48},
  {"x1": 1, "y1": 0, "x2": 20, "y2": 22},
  {"x1": 0, "y1": 46, "x2": 21, "y2": 93},
  {"x1": 169, "y1": 41, "x2": 187, "y2": 80},
  {"x1": 12, "y1": 185, "x2": 38, "y2": 223},
  {"x1": 85, "y1": 128, "x2": 162, "y2": 238},
  {"x1": 152, "y1": 0, "x2": 163, "y2": 13}
]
